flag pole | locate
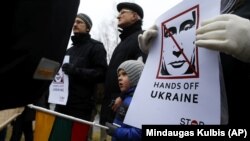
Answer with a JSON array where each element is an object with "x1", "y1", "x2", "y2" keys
[{"x1": 27, "y1": 104, "x2": 108, "y2": 129}]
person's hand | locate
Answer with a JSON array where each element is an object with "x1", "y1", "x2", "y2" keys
[
  {"x1": 105, "y1": 122, "x2": 118, "y2": 136},
  {"x1": 62, "y1": 63, "x2": 75, "y2": 75},
  {"x1": 138, "y1": 25, "x2": 158, "y2": 54},
  {"x1": 112, "y1": 97, "x2": 122, "y2": 112},
  {"x1": 196, "y1": 14, "x2": 250, "y2": 62}
]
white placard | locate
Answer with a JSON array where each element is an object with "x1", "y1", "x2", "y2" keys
[
  {"x1": 48, "y1": 56, "x2": 70, "y2": 105},
  {"x1": 124, "y1": 0, "x2": 221, "y2": 128}
]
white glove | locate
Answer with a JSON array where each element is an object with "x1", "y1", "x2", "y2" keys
[
  {"x1": 196, "y1": 14, "x2": 250, "y2": 62},
  {"x1": 138, "y1": 25, "x2": 158, "y2": 54}
]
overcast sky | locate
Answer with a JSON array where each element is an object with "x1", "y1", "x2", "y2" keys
[{"x1": 78, "y1": 0, "x2": 182, "y2": 31}]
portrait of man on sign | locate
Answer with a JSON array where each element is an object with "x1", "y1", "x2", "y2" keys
[{"x1": 157, "y1": 5, "x2": 199, "y2": 79}]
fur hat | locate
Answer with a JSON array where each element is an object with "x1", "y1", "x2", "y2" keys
[
  {"x1": 117, "y1": 59, "x2": 144, "y2": 87},
  {"x1": 77, "y1": 13, "x2": 92, "y2": 30},
  {"x1": 117, "y1": 2, "x2": 144, "y2": 19}
]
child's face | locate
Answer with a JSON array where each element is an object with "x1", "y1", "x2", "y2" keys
[{"x1": 117, "y1": 69, "x2": 131, "y2": 92}]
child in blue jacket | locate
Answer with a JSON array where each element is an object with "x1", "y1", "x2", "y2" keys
[{"x1": 105, "y1": 59, "x2": 144, "y2": 141}]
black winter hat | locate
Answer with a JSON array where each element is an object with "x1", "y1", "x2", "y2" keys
[
  {"x1": 77, "y1": 13, "x2": 92, "y2": 30},
  {"x1": 117, "y1": 2, "x2": 144, "y2": 19}
]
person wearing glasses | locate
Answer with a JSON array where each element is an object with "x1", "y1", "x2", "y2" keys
[
  {"x1": 50, "y1": 13, "x2": 107, "y2": 141},
  {"x1": 100, "y1": 2, "x2": 147, "y2": 140}
]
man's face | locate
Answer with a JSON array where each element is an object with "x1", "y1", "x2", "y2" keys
[
  {"x1": 72, "y1": 17, "x2": 89, "y2": 34},
  {"x1": 162, "y1": 10, "x2": 196, "y2": 75},
  {"x1": 117, "y1": 8, "x2": 137, "y2": 28}
]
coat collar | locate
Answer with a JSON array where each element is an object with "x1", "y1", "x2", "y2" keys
[
  {"x1": 119, "y1": 20, "x2": 142, "y2": 40},
  {"x1": 71, "y1": 33, "x2": 91, "y2": 46}
]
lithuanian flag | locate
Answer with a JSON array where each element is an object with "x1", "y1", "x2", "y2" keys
[
  {"x1": 33, "y1": 106, "x2": 90, "y2": 141},
  {"x1": 33, "y1": 111, "x2": 55, "y2": 141}
]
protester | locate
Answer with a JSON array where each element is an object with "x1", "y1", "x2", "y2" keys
[
  {"x1": 100, "y1": 3, "x2": 147, "y2": 137},
  {"x1": 105, "y1": 59, "x2": 144, "y2": 141},
  {"x1": 50, "y1": 13, "x2": 107, "y2": 141},
  {"x1": 196, "y1": 0, "x2": 250, "y2": 125}
]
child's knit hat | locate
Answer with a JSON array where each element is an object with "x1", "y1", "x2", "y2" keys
[{"x1": 117, "y1": 59, "x2": 144, "y2": 87}]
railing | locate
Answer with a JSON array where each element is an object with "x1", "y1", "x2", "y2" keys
[{"x1": 27, "y1": 104, "x2": 108, "y2": 129}]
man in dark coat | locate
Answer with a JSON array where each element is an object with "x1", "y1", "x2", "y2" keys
[
  {"x1": 0, "y1": 0, "x2": 80, "y2": 110},
  {"x1": 100, "y1": 2, "x2": 147, "y2": 128},
  {"x1": 50, "y1": 13, "x2": 107, "y2": 141},
  {"x1": 56, "y1": 13, "x2": 107, "y2": 121}
]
